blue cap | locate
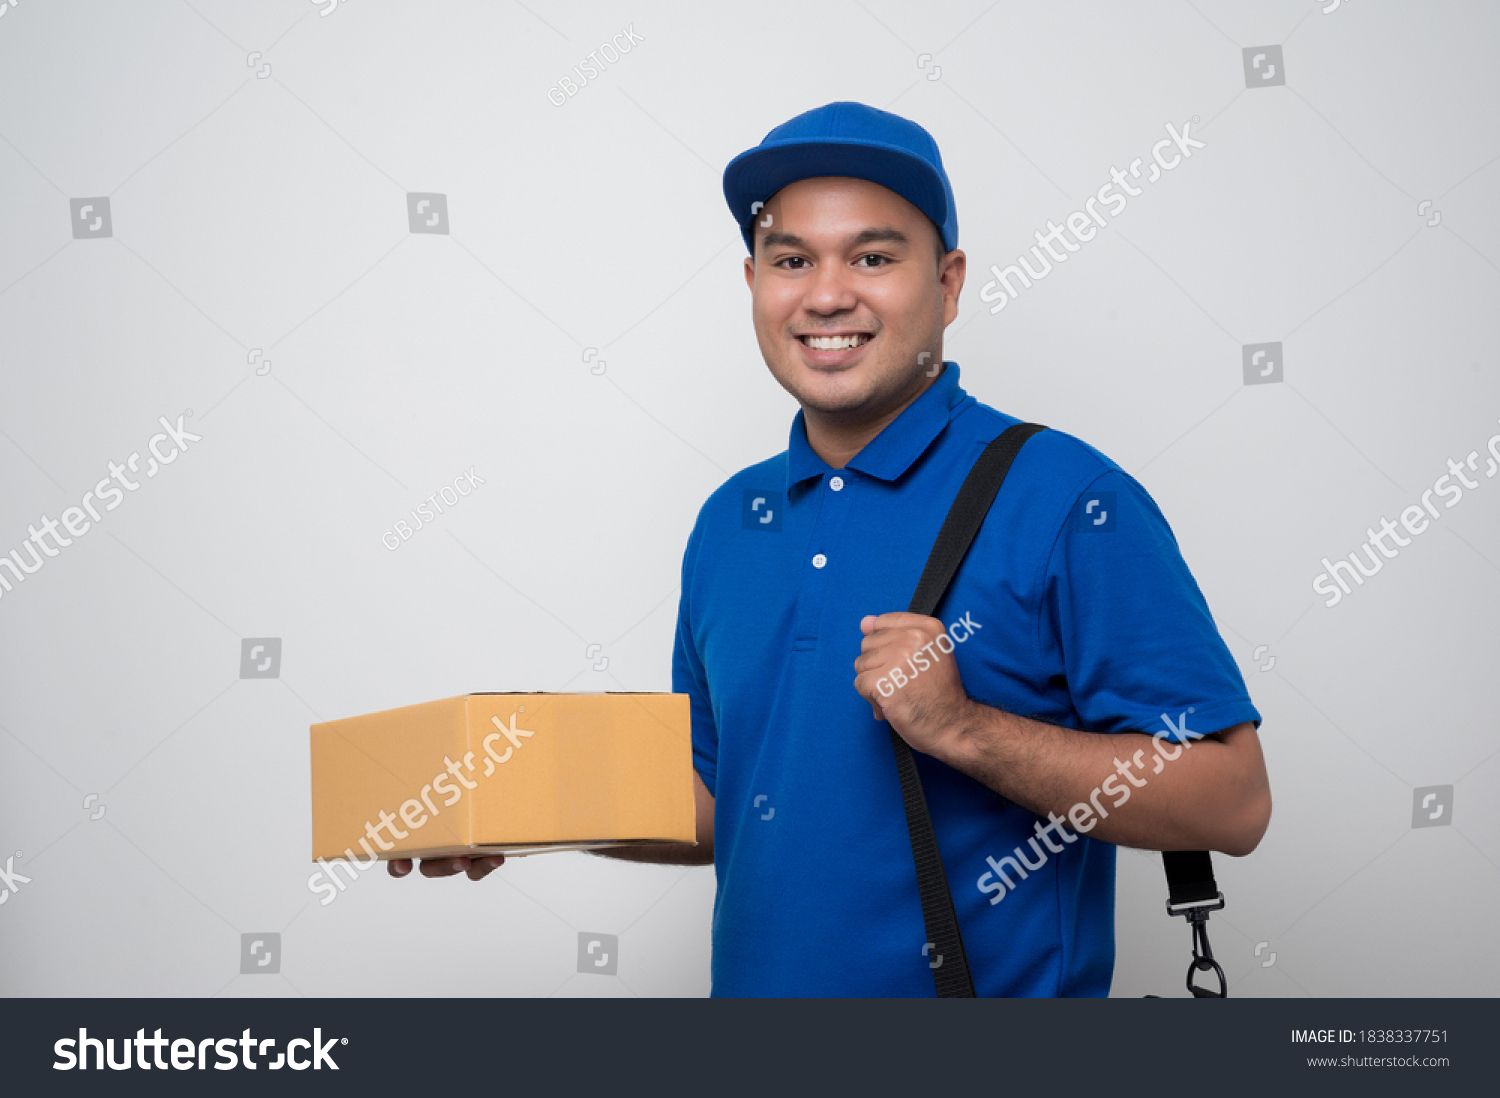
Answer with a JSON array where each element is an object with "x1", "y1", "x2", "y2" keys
[{"x1": 723, "y1": 101, "x2": 957, "y2": 256}]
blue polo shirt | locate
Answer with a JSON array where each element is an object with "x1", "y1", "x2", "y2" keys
[{"x1": 672, "y1": 363, "x2": 1260, "y2": 997}]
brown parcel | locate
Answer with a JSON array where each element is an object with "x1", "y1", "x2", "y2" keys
[{"x1": 310, "y1": 692, "x2": 696, "y2": 862}]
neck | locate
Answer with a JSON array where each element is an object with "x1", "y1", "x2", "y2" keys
[{"x1": 803, "y1": 367, "x2": 941, "y2": 469}]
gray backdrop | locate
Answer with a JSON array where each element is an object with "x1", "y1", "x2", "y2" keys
[{"x1": 2, "y1": 0, "x2": 1497, "y2": 998}]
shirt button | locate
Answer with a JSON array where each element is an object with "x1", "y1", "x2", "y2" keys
[
  {"x1": 829, "y1": 476, "x2": 845, "y2": 491},
  {"x1": 811, "y1": 553, "x2": 827, "y2": 569}
]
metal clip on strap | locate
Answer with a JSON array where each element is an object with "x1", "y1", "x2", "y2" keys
[{"x1": 1162, "y1": 849, "x2": 1227, "y2": 998}]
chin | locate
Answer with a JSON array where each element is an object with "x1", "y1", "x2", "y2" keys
[{"x1": 783, "y1": 364, "x2": 879, "y2": 413}]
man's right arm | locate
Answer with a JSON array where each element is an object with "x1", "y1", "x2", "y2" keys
[{"x1": 387, "y1": 769, "x2": 715, "y2": 880}]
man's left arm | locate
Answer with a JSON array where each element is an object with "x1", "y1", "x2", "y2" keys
[{"x1": 853, "y1": 612, "x2": 1272, "y2": 856}]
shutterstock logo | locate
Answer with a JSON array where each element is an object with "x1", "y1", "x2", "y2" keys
[
  {"x1": 977, "y1": 710, "x2": 1205, "y2": 908},
  {"x1": 70, "y1": 196, "x2": 112, "y2": 238},
  {"x1": 406, "y1": 192, "x2": 449, "y2": 234},
  {"x1": 1242, "y1": 342, "x2": 1284, "y2": 385},
  {"x1": 1411, "y1": 785, "x2": 1453, "y2": 829},
  {"x1": 1075, "y1": 491, "x2": 1116, "y2": 533},
  {"x1": 978, "y1": 119, "x2": 1205, "y2": 315},
  {"x1": 239, "y1": 638, "x2": 281, "y2": 678},
  {"x1": 239, "y1": 933, "x2": 280, "y2": 974},
  {"x1": 307, "y1": 707, "x2": 540, "y2": 905},
  {"x1": 1313, "y1": 420, "x2": 1500, "y2": 607},
  {"x1": 0, "y1": 853, "x2": 31, "y2": 905},
  {"x1": 742, "y1": 489, "x2": 782, "y2": 531},
  {"x1": 0, "y1": 414, "x2": 202, "y2": 608},
  {"x1": 577, "y1": 932, "x2": 618, "y2": 975},
  {"x1": 1243, "y1": 45, "x2": 1286, "y2": 87},
  {"x1": 54, "y1": 1028, "x2": 344, "y2": 1071}
]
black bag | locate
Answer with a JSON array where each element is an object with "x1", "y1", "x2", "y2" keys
[{"x1": 892, "y1": 422, "x2": 1226, "y2": 998}]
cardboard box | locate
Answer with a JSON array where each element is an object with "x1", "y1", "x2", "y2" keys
[{"x1": 310, "y1": 692, "x2": 695, "y2": 862}]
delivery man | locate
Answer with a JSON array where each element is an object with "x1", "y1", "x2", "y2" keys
[{"x1": 391, "y1": 101, "x2": 1271, "y2": 997}]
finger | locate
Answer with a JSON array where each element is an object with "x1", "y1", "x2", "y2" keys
[
  {"x1": 859, "y1": 631, "x2": 904, "y2": 657},
  {"x1": 388, "y1": 858, "x2": 413, "y2": 878},
  {"x1": 853, "y1": 674, "x2": 886, "y2": 719},
  {"x1": 466, "y1": 855, "x2": 506, "y2": 881},
  {"x1": 419, "y1": 857, "x2": 471, "y2": 878},
  {"x1": 864, "y1": 620, "x2": 937, "y2": 650},
  {"x1": 877, "y1": 611, "x2": 940, "y2": 634}
]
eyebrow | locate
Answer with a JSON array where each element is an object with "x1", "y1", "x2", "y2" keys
[{"x1": 759, "y1": 227, "x2": 912, "y2": 252}]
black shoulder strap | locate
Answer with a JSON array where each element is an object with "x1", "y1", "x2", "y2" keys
[
  {"x1": 1162, "y1": 850, "x2": 1220, "y2": 908},
  {"x1": 895, "y1": 423, "x2": 1225, "y2": 999},
  {"x1": 895, "y1": 422, "x2": 1046, "y2": 998}
]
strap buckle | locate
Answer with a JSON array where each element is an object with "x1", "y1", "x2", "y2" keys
[
  {"x1": 1164, "y1": 891, "x2": 1224, "y2": 919},
  {"x1": 1166, "y1": 892, "x2": 1227, "y2": 998}
]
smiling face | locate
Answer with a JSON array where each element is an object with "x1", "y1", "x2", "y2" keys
[{"x1": 743, "y1": 176, "x2": 965, "y2": 429}]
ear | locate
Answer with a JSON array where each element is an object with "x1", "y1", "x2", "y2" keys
[
  {"x1": 743, "y1": 253, "x2": 755, "y2": 292},
  {"x1": 939, "y1": 249, "x2": 966, "y2": 327}
]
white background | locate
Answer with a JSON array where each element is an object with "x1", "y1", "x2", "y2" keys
[{"x1": 1, "y1": 0, "x2": 1496, "y2": 998}]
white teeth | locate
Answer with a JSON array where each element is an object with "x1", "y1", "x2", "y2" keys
[{"x1": 803, "y1": 334, "x2": 871, "y2": 350}]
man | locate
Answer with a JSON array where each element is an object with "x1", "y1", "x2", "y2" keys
[{"x1": 392, "y1": 102, "x2": 1271, "y2": 997}]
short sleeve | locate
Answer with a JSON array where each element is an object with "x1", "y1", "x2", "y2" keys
[
  {"x1": 1043, "y1": 469, "x2": 1261, "y2": 741},
  {"x1": 671, "y1": 518, "x2": 719, "y2": 795}
]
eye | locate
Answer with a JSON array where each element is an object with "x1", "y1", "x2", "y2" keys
[
  {"x1": 775, "y1": 255, "x2": 810, "y2": 270},
  {"x1": 854, "y1": 254, "x2": 890, "y2": 268}
]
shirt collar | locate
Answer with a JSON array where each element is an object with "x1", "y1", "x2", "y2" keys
[{"x1": 785, "y1": 362, "x2": 965, "y2": 491}]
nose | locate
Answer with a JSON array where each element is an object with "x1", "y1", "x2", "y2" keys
[{"x1": 802, "y1": 259, "x2": 859, "y2": 315}]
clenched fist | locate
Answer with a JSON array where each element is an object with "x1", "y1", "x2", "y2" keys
[{"x1": 853, "y1": 611, "x2": 981, "y2": 759}]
